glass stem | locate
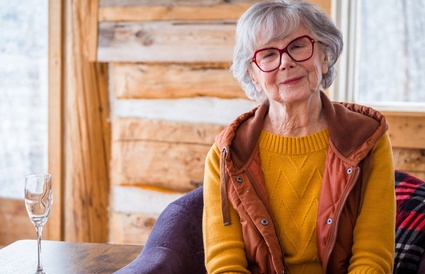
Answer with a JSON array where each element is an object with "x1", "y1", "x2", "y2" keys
[{"x1": 36, "y1": 225, "x2": 43, "y2": 272}]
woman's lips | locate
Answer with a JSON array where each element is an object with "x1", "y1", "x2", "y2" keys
[{"x1": 282, "y1": 76, "x2": 304, "y2": 85}]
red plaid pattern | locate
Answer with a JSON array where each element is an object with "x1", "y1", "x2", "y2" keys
[{"x1": 394, "y1": 170, "x2": 425, "y2": 274}]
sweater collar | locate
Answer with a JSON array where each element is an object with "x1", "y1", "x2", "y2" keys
[{"x1": 216, "y1": 91, "x2": 388, "y2": 167}]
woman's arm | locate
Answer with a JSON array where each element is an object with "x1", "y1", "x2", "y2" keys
[
  {"x1": 348, "y1": 132, "x2": 396, "y2": 273},
  {"x1": 202, "y1": 144, "x2": 251, "y2": 274}
]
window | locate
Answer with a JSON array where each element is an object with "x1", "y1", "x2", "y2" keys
[
  {"x1": 0, "y1": 0, "x2": 48, "y2": 198},
  {"x1": 331, "y1": 0, "x2": 425, "y2": 111}
]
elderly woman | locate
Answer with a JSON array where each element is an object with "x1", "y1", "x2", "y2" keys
[{"x1": 202, "y1": 0, "x2": 395, "y2": 273}]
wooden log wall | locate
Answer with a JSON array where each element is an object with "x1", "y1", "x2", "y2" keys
[
  {"x1": 385, "y1": 112, "x2": 425, "y2": 179},
  {"x1": 98, "y1": 0, "x2": 330, "y2": 245},
  {"x1": 97, "y1": 0, "x2": 424, "y2": 246},
  {"x1": 2, "y1": 0, "x2": 422, "y2": 248},
  {"x1": 101, "y1": 0, "x2": 257, "y2": 245}
]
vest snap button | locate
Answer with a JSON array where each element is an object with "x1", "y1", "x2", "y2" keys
[
  {"x1": 347, "y1": 168, "x2": 352, "y2": 174},
  {"x1": 236, "y1": 176, "x2": 243, "y2": 183},
  {"x1": 261, "y1": 219, "x2": 268, "y2": 226},
  {"x1": 327, "y1": 218, "x2": 333, "y2": 224}
]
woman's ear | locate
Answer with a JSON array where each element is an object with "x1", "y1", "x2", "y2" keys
[
  {"x1": 250, "y1": 71, "x2": 262, "y2": 92},
  {"x1": 321, "y1": 53, "x2": 329, "y2": 75}
]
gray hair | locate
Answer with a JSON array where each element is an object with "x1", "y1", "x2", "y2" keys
[{"x1": 230, "y1": 0, "x2": 343, "y2": 102}]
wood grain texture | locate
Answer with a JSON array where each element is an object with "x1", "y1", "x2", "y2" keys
[
  {"x1": 62, "y1": 0, "x2": 111, "y2": 243},
  {"x1": 112, "y1": 117, "x2": 225, "y2": 144},
  {"x1": 112, "y1": 63, "x2": 244, "y2": 99},
  {"x1": 98, "y1": 21, "x2": 235, "y2": 62},
  {"x1": 0, "y1": 198, "x2": 35, "y2": 247},
  {"x1": 112, "y1": 141, "x2": 209, "y2": 191},
  {"x1": 100, "y1": 0, "x2": 257, "y2": 6},
  {"x1": 86, "y1": 0, "x2": 99, "y2": 61},
  {"x1": 385, "y1": 113, "x2": 425, "y2": 149},
  {"x1": 0, "y1": 240, "x2": 143, "y2": 273},
  {"x1": 47, "y1": 0, "x2": 64, "y2": 241},
  {"x1": 110, "y1": 212, "x2": 157, "y2": 245},
  {"x1": 393, "y1": 147, "x2": 425, "y2": 178},
  {"x1": 98, "y1": 0, "x2": 330, "y2": 15},
  {"x1": 111, "y1": 118, "x2": 224, "y2": 191},
  {"x1": 99, "y1": 3, "x2": 254, "y2": 21}
]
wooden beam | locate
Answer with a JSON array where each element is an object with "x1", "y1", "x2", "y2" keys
[
  {"x1": 112, "y1": 117, "x2": 224, "y2": 145},
  {"x1": 112, "y1": 63, "x2": 244, "y2": 99},
  {"x1": 111, "y1": 118, "x2": 225, "y2": 192},
  {"x1": 393, "y1": 147, "x2": 425, "y2": 174},
  {"x1": 99, "y1": 0, "x2": 256, "y2": 6},
  {"x1": 62, "y1": 0, "x2": 110, "y2": 243},
  {"x1": 99, "y1": 3, "x2": 254, "y2": 21},
  {"x1": 110, "y1": 211, "x2": 156, "y2": 245},
  {"x1": 98, "y1": 21, "x2": 235, "y2": 62},
  {"x1": 384, "y1": 112, "x2": 425, "y2": 149},
  {"x1": 0, "y1": 198, "x2": 35, "y2": 246},
  {"x1": 47, "y1": 0, "x2": 64, "y2": 241},
  {"x1": 99, "y1": 0, "x2": 331, "y2": 22},
  {"x1": 87, "y1": 0, "x2": 100, "y2": 61}
]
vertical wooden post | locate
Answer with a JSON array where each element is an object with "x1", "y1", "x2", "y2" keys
[
  {"x1": 47, "y1": 0, "x2": 64, "y2": 241},
  {"x1": 47, "y1": 0, "x2": 110, "y2": 243}
]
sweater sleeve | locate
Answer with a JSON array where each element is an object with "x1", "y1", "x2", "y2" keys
[
  {"x1": 202, "y1": 144, "x2": 251, "y2": 274},
  {"x1": 348, "y1": 132, "x2": 396, "y2": 273}
]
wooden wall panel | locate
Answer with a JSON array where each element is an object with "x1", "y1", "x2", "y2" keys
[
  {"x1": 98, "y1": 0, "x2": 330, "y2": 21},
  {"x1": 393, "y1": 147, "x2": 425, "y2": 171},
  {"x1": 385, "y1": 112, "x2": 425, "y2": 181},
  {"x1": 98, "y1": 21, "x2": 236, "y2": 62},
  {"x1": 112, "y1": 117, "x2": 224, "y2": 144},
  {"x1": 100, "y1": 0, "x2": 255, "y2": 6},
  {"x1": 99, "y1": 3, "x2": 254, "y2": 21},
  {"x1": 47, "y1": 0, "x2": 63, "y2": 241},
  {"x1": 113, "y1": 63, "x2": 244, "y2": 99},
  {"x1": 0, "y1": 198, "x2": 35, "y2": 246},
  {"x1": 386, "y1": 113, "x2": 425, "y2": 149},
  {"x1": 112, "y1": 141, "x2": 208, "y2": 191},
  {"x1": 111, "y1": 118, "x2": 225, "y2": 192},
  {"x1": 110, "y1": 212, "x2": 157, "y2": 245},
  {"x1": 62, "y1": 0, "x2": 111, "y2": 243}
]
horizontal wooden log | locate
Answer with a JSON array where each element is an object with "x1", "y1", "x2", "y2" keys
[
  {"x1": 98, "y1": 0, "x2": 330, "y2": 15},
  {"x1": 112, "y1": 63, "x2": 244, "y2": 99},
  {"x1": 98, "y1": 21, "x2": 235, "y2": 62},
  {"x1": 0, "y1": 198, "x2": 36, "y2": 246},
  {"x1": 110, "y1": 211, "x2": 157, "y2": 245},
  {"x1": 99, "y1": 3, "x2": 254, "y2": 21},
  {"x1": 112, "y1": 117, "x2": 225, "y2": 143},
  {"x1": 112, "y1": 97, "x2": 257, "y2": 125},
  {"x1": 393, "y1": 147, "x2": 425, "y2": 174},
  {"x1": 100, "y1": 0, "x2": 256, "y2": 6},
  {"x1": 111, "y1": 118, "x2": 225, "y2": 191},
  {"x1": 111, "y1": 140, "x2": 209, "y2": 191},
  {"x1": 385, "y1": 113, "x2": 425, "y2": 149}
]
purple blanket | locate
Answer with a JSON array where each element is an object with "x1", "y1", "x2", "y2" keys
[{"x1": 114, "y1": 186, "x2": 205, "y2": 274}]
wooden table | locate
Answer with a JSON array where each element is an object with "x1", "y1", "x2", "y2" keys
[{"x1": 0, "y1": 239, "x2": 143, "y2": 274}]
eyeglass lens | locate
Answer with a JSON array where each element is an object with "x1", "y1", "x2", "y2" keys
[{"x1": 254, "y1": 36, "x2": 314, "y2": 72}]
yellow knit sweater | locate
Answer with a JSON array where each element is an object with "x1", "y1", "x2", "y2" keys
[
  {"x1": 259, "y1": 129, "x2": 328, "y2": 273},
  {"x1": 203, "y1": 129, "x2": 395, "y2": 274}
]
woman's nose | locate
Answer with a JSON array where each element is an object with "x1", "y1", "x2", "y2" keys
[{"x1": 279, "y1": 52, "x2": 296, "y2": 70}]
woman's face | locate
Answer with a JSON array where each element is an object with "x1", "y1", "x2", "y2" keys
[{"x1": 249, "y1": 25, "x2": 328, "y2": 105}]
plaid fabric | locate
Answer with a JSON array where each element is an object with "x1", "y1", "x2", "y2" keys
[{"x1": 394, "y1": 170, "x2": 425, "y2": 274}]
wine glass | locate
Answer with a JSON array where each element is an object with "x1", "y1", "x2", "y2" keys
[{"x1": 24, "y1": 173, "x2": 53, "y2": 274}]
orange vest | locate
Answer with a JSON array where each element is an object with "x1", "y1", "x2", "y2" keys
[{"x1": 215, "y1": 92, "x2": 388, "y2": 274}]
